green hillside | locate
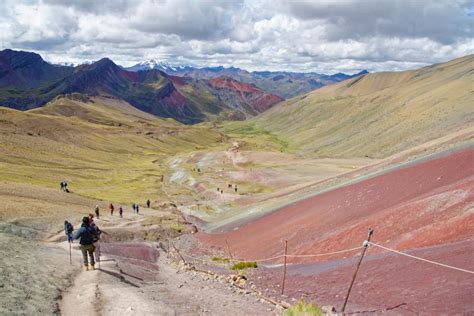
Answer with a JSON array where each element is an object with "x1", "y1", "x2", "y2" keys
[{"x1": 247, "y1": 55, "x2": 474, "y2": 158}]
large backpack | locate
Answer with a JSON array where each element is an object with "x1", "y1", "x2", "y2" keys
[
  {"x1": 64, "y1": 221, "x2": 74, "y2": 235},
  {"x1": 90, "y1": 225, "x2": 101, "y2": 243}
]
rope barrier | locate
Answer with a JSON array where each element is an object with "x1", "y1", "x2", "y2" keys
[
  {"x1": 286, "y1": 246, "x2": 363, "y2": 258},
  {"x1": 175, "y1": 245, "x2": 363, "y2": 265},
  {"x1": 368, "y1": 242, "x2": 474, "y2": 275}
]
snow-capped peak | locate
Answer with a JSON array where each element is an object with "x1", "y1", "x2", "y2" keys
[{"x1": 128, "y1": 60, "x2": 194, "y2": 73}]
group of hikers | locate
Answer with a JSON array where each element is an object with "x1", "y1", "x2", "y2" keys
[
  {"x1": 64, "y1": 199, "x2": 152, "y2": 270},
  {"x1": 217, "y1": 184, "x2": 238, "y2": 194},
  {"x1": 92, "y1": 200, "x2": 150, "y2": 218},
  {"x1": 59, "y1": 175, "x2": 156, "y2": 269}
]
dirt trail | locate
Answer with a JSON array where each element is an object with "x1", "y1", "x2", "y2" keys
[{"x1": 59, "y1": 213, "x2": 276, "y2": 316}]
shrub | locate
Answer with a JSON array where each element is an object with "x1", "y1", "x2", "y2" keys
[
  {"x1": 285, "y1": 300, "x2": 323, "y2": 316},
  {"x1": 230, "y1": 261, "x2": 257, "y2": 270},
  {"x1": 212, "y1": 256, "x2": 230, "y2": 263}
]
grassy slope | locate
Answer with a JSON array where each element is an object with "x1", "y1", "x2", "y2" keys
[
  {"x1": 247, "y1": 55, "x2": 474, "y2": 158},
  {"x1": 0, "y1": 96, "x2": 223, "y2": 203}
]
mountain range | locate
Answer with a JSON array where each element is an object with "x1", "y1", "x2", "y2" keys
[
  {"x1": 127, "y1": 60, "x2": 368, "y2": 99},
  {"x1": 0, "y1": 49, "x2": 291, "y2": 123},
  {"x1": 0, "y1": 49, "x2": 368, "y2": 124}
]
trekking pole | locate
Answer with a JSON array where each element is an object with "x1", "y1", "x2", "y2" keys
[
  {"x1": 341, "y1": 228, "x2": 374, "y2": 313},
  {"x1": 98, "y1": 239, "x2": 101, "y2": 269},
  {"x1": 69, "y1": 239, "x2": 72, "y2": 265}
]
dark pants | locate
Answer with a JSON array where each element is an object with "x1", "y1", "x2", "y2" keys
[{"x1": 80, "y1": 244, "x2": 95, "y2": 265}]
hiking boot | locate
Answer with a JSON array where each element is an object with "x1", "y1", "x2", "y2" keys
[
  {"x1": 83, "y1": 265, "x2": 89, "y2": 271},
  {"x1": 89, "y1": 264, "x2": 95, "y2": 270}
]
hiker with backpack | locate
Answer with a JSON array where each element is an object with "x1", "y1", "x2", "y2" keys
[
  {"x1": 64, "y1": 220, "x2": 74, "y2": 243},
  {"x1": 94, "y1": 205, "x2": 100, "y2": 219},
  {"x1": 74, "y1": 216, "x2": 99, "y2": 271},
  {"x1": 146, "y1": 199, "x2": 151, "y2": 208},
  {"x1": 136, "y1": 204, "x2": 139, "y2": 214},
  {"x1": 109, "y1": 203, "x2": 114, "y2": 216},
  {"x1": 119, "y1": 206, "x2": 123, "y2": 218}
]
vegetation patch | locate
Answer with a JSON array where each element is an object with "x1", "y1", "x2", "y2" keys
[
  {"x1": 230, "y1": 261, "x2": 257, "y2": 270},
  {"x1": 285, "y1": 300, "x2": 323, "y2": 316},
  {"x1": 212, "y1": 256, "x2": 230, "y2": 263}
]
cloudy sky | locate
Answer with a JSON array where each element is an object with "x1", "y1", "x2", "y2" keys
[{"x1": 1, "y1": 0, "x2": 473, "y2": 74}]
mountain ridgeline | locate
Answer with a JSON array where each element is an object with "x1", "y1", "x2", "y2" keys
[
  {"x1": 0, "y1": 49, "x2": 289, "y2": 124},
  {"x1": 0, "y1": 49, "x2": 365, "y2": 124},
  {"x1": 126, "y1": 59, "x2": 368, "y2": 99}
]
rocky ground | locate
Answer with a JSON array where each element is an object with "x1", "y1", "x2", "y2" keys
[{"x1": 0, "y1": 182, "x2": 288, "y2": 315}]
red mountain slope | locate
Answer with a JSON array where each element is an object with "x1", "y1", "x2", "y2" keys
[{"x1": 207, "y1": 77, "x2": 284, "y2": 113}]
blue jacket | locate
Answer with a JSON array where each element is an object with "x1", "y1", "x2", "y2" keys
[{"x1": 74, "y1": 224, "x2": 98, "y2": 245}]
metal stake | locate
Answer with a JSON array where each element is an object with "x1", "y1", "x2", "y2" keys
[{"x1": 341, "y1": 228, "x2": 374, "y2": 313}]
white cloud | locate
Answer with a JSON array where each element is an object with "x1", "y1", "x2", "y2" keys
[{"x1": 0, "y1": 0, "x2": 472, "y2": 73}]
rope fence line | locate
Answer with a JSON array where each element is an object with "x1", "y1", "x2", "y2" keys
[
  {"x1": 175, "y1": 245, "x2": 364, "y2": 265},
  {"x1": 368, "y1": 242, "x2": 474, "y2": 275}
]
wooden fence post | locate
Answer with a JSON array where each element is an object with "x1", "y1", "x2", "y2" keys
[
  {"x1": 341, "y1": 228, "x2": 374, "y2": 313},
  {"x1": 225, "y1": 239, "x2": 233, "y2": 259},
  {"x1": 281, "y1": 240, "x2": 288, "y2": 295}
]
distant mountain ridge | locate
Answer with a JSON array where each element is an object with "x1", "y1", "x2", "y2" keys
[
  {"x1": 126, "y1": 60, "x2": 368, "y2": 98},
  {"x1": 0, "y1": 49, "x2": 286, "y2": 123},
  {"x1": 249, "y1": 54, "x2": 474, "y2": 158}
]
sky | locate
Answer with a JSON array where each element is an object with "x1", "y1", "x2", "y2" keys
[{"x1": 1, "y1": 0, "x2": 473, "y2": 74}]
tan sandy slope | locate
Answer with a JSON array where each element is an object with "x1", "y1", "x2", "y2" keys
[{"x1": 250, "y1": 55, "x2": 474, "y2": 158}]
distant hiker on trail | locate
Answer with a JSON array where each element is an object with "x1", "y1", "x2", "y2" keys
[
  {"x1": 217, "y1": 187, "x2": 220, "y2": 192},
  {"x1": 64, "y1": 220, "x2": 74, "y2": 243},
  {"x1": 136, "y1": 204, "x2": 140, "y2": 214},
  {"x1": 109, "y1": 203, "x2": 114, "y2": 216},
  {"x1": 74, "y1": 216, "x2": 98, "y2": 271},
  {"x1": 132, "y1": 203, "x2": 136, "y2": 213},
  {"x1": 235, "y1": 186, "x2": 238, "y2": 193},
  {"x1": 119, "y1": 206, "x2": 123, "y2": 218},
  {"x1": 146, "y1": 199, "x2": 151, "y2": 208},
  {"x1": 94, "y1": 205, "x2": 100, "y2": 219},
  {"x1": 60, "y1": 180, "x2": 69, "y2": 192}
]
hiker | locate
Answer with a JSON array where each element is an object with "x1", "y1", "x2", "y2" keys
[
  {"x1": 88, "y1": 215, "x2": 102, "y2": 244},
  {"x1": 94, "y1": 205, "x2": 100, "y2": 219},
  {"x1": 220, "y1": 190, "x2": 223, "y2": 194},
  {"x1": 60, "y1": 180, "x2": 68, "y2": 192},
  {"x1": 136, "y1": 204, "x2": 140, "y2": 214},
  {"x1": 235, "y1": 186, "x2": 238, "y2": 193},
  {"x1": 119, "y1": 206, "x2": 123, "y2": 218},
  {"x1": 64, "y1": 220, "x2": 74, "y2": 243},
  {"x1": 109, "y1": 203, "x2": 114, "y2": 216},
  {"x1": 74, "y1": 216, "x2": 99, "y2": 271},
  {"x1": 146, "y1": 199, "x2": 151, "y2": 208},
  {"x1": 132, "y1": 203, "x2": 136, "y2": 213}
]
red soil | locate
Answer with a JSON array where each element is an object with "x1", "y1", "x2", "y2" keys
[
  {"x1": 100, "y1": 242, "x2": 160, "y2": 270},
  {"x1": 252, "y1": 94, "x2": 284, "y2": 112},
  {"x1": 168, "y1": 75, "x2": 186, "y2": 87},
  {"x1": 197, "y1": 148, "x2": 474, "y2": 312},
  {"x1": 208, "y1": 77, "x2": 261, "y2": 94},
  {"x1": 199, "y1": 148, "x2": 474, "y2": 260},
  {"x1": 255, "y1": 240, "x2": 474, "y2": 314}
]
